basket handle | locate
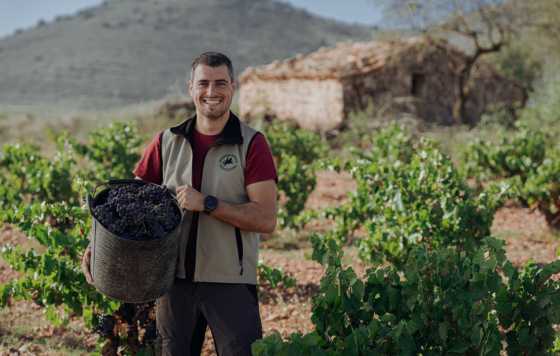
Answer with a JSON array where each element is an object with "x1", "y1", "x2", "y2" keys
[{"x1": 107, "y1": 178, "x2": 145, "y2": 186}]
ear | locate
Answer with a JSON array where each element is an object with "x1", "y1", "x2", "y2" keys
[{"x1": 187, "y1": 79, "x2": 193, "y2": 97}]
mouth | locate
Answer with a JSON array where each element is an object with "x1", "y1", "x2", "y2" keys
[{"x1": 202, "y1": 98, "x2": 222, "y2": 105}]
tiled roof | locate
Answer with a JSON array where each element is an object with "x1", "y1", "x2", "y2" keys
[{"x1": 239, "y1": 37, "x2": 438, "y2": 82}]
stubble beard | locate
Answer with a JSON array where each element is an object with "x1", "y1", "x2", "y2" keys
[
  {"x1": 204, "y1": 108, "x2": 228, "y2": 120},
  {"x1": 198, "y1": 100, "x2": 231, "y2": 121}
]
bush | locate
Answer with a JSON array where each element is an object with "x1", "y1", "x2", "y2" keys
[
  {"x1": 497, "y1": 260, "x2": 560, "y2": 355},
  {"x1": 463, "y1": 124, "x2": 547, "y2": 182},
  {"x1": 0, "y1": 120, "x2": 297, "y2": 352},
  {"x1": 326, "y1": 124, "x2": 506, "y2": 266},
  {"x1": 0, "y1": 122, "x2": 155, "y2": 352},
  {"x1": 519, "y1": 75, "x2": 560, "y2": 137},
  {"x1": 69, "y1": 121, "x2": 143, "y2": 183},
  {"x1": 464, "y1": 123, "x2": 560, "y2": 228},
  {"x1": 492, "y1": 44, "x2": 543, "y2": 91},
  {"x1": 255, "y1": 233, "x2": 560, "y2": 355},
  {"x1": 253, "y1": 125, "x2": 560, "y2": 355},
  {"x1": 0, "y1": 141, "x2": 77, "y2": 206},
  {"x1": 263, "y1": 121, "x2": 326, "y2": 229}
]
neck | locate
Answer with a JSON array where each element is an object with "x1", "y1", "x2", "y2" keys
[{"x1": 195, "y1": 111, "x2": 230, "y2": 135}]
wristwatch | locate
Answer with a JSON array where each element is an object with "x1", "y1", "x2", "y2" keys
[{"x1": 203, "y1": 195, "x2": 218, "y2": 214}]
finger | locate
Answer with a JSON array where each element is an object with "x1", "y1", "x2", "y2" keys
[
  {"x1": 180, "y1": 198, "x2": 189, "y2": 210},
  {"x1": 82, "y1": 264, "x2": 92, "y2": 284},
  {"x1": 83, "y1": 262, "x2": 93, "y2": 284},
  {"x1": 81, "y1": 249, "x2": 92, "y2": 276},
  {"x1": 82, "y1": 260, "x2": 89, "y2": 275}
]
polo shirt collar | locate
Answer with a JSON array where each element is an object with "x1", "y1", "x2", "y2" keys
[{"x1": 170, "y1": 111, "x2": 243, "y2": 145}]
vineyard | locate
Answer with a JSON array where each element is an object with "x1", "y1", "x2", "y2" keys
[
  {"x1": 2, "y1": 0, "x2": 560, "y2": 353},
  {"x1": 0, "y1": 102, "x2": 559, "y2": 355}
]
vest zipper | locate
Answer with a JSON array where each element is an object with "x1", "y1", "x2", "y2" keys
[{"x1": 235, "y1": 228, "x2": 244, "y2": 275}]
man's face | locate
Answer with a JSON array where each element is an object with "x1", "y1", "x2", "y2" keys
[{"x1": 189, "y1": 64, "x2": 235, "y2": 121}]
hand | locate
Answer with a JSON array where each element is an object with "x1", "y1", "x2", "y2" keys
[
  {"x1": 176, "y1": 185, "x2": 204, "y2": 212},
  {"x1": 81, "y1": 244, "x2": 94, "y2": 285}
]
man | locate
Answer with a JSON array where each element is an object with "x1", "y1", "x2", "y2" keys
[{"x1": 82, "y1": 52, "x2": 278, "y2": 355}]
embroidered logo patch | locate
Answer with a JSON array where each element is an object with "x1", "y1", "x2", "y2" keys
[{"x1": 219, "y1": 154, "x2": 238, "y2": 171}]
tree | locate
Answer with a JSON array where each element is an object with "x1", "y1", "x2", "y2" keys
[
  {"x1": 379, "y1": 0, "x2": 530, "y2": 125},
  {"x1": 514, "y1": 0, "x2": 560, "y2": 60}
]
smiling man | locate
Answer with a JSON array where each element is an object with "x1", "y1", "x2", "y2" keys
[{"x1": 133, "y1": 52, "x2": 278, "y2": 355}]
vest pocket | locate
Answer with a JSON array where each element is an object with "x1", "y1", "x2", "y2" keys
[{"x1": 235, "y1": 228, "x2": 244, "y2": 275}]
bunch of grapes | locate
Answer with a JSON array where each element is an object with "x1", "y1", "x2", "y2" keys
[
  {"x1": 93, "y1": 183, "x2": 181, "y2": 240},
  {"x1": 95, "y1": 303, "x2": 158, "y2": 347},
  {"x1": 96, "y1": 314, "x2": 116, "y2": 338},
  {"x1": 139, "y1": 184, "x2": 167, "y2": 203},
  {"x1": 117, "y1": 302, "x2": 136, "y2": 324},
  {"x1": 143, "y1": 321, "x2": 157, "y2": 342}
]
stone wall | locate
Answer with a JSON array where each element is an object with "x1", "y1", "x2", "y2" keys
[
  {"x1": 337, "y1": 44, "x2": 469, "y2": 125},
  {"x1": 239, "y1": 78, "x2": 344, "y2": 131},
  {"x1": 239, "y1": 38, "x2": 527, "y2": 130}
]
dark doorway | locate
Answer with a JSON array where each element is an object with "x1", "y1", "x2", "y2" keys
[{"x1": 411, "y1": 73, "x2": 426, "y2": 96}]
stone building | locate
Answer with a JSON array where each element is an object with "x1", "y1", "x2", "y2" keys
[{"x1": 238, "y1": 37, "x2": 526, "y2": 131}]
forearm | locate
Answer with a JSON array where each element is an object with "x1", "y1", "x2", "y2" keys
[
  {"x1": 176, "y1": 180, "x2": 278, "y2": 233},
  {"x1": 210, "y1": 200, "x2": 276, "y2": 234}
]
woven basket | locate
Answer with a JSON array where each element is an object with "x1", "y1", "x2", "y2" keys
[{"x1": 88, "y1": 179, "x2": 182, "y2": 303}]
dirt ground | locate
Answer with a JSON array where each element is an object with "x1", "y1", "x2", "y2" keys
[{"x1": 1, "y1": 170, "x2": 558, "y2": 355}]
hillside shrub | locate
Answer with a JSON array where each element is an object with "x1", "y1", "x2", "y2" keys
[{"x1": 492, "y1": 43, "x2": 543, "y2": 92}]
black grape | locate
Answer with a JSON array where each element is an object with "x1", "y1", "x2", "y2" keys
[
  {"x1": 117, "y1": 303, "x2": 136, "y2": 324},
  {"x1": 96, "y1": 314, "x2": 116, "y2": 337},
  {"x1": 92, "y1": 183, "x2": 181, "y2": 241},
  {"x1": 143, "y1": 321, "x2": 158, "y2": 342}
]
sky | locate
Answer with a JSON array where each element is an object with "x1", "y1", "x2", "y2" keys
[{"x1": 0, "y1": 0, "x2": 383, "y2": 37}]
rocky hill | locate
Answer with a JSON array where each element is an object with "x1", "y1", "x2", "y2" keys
[{"x1": 0, "y1": 0, "x2": 373, "y2": 109}]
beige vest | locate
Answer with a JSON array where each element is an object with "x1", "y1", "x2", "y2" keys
[{"x1": 161, "y1": 113, "x2": 260, "y2": 284}]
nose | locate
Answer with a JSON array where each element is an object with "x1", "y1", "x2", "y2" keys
[{"x1": 207, "y1": 83, "x2": 217, "y2": 96}]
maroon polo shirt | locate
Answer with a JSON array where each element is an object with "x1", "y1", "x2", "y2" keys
[{"x1": 133, "y1": 128, "x2": 277, "y2": 281}]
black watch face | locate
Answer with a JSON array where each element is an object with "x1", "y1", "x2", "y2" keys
[{"x1": 205, "y1": 195, "x2": 218, "y2": 212}]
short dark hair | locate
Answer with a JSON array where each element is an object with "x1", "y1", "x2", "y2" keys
[{"x1": 191, "y1": 52, "x2": 234, "y2": 82}]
